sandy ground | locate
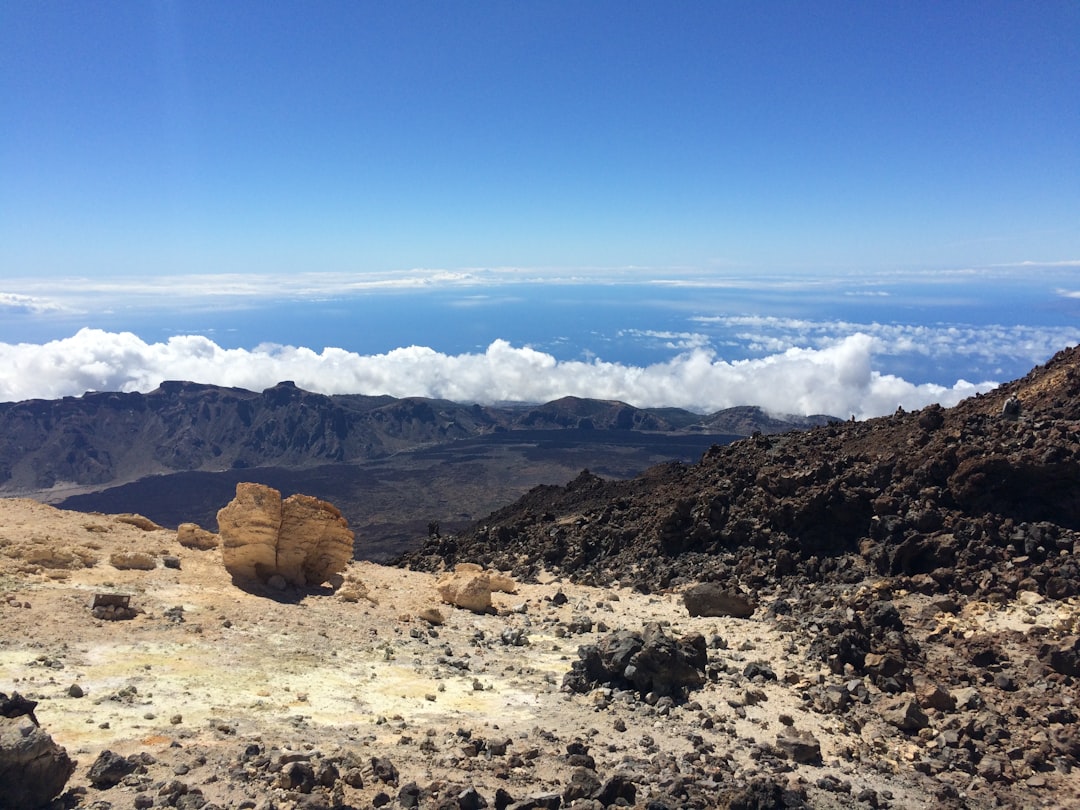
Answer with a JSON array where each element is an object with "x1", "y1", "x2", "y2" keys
[{"x1": 2, "y1": 498, "x2": 1078, "y2": 809}]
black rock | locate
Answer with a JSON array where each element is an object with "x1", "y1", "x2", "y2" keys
[
  {"x1": 563, "y1": 623, "x2": 707, "y2": 699},
  {"x1": 0, "y1": 716, "x2": 76, "y2": 808},
  {"x1": 683, "y1": 582, "x2": 756, "y2": 618},
  {"x1": 88, "y1": 749, "x2": 140, "y2": 789}
]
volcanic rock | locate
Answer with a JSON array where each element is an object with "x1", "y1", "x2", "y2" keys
[
  {"x1": 563, "y1": 622, "x2": 707, "y2": 698},
  {"x1": 882, "y1": 698, "x2": 929, "y2": 733},
  {"x1": 682, "y1": 582, "x2": 756, "y2": 618},
  {"x1": 1039, "y1": 636, "x2": 1080, "y2": 677},
  {"x1": 775, "y1": 728, "x2": 823, "y2": 764},
  {"x1": 217, "y1": 483, "x2": 354, "y2": 587},
  {"x1": 0, "y1": 716, "x2": 76, "y2": 809},
  {"x1": 87, "y1": 749, "x2": 139, "y2": 789}
]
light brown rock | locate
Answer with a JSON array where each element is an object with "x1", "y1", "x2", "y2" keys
[
  {"x1": 18, "y1": 544, "x2": 96, "y2": 570},
  {"x1": 217, "y1": 483, "x2": 354, "y2": 587},
  {"x1": 177, "y1": 522, "x2": 219, "y2": 550},
  {"x1": 437, "y1": 567, "x2": 493, "y2": 613},
  {"x1": 114, "y1": 514, "x2": 163, "y2": 531},
  {"x1": 419, "y1": 607, "x2": 445, "y2": 625},
  {"x1": 108, "y1": 551, "x2": 156, "y2": 571},
  {"x1": 488, "y1": 571, "x2": 518, "y2": 594}
]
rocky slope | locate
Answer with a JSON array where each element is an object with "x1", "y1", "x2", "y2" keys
[{"x1": 405, "y1": 345, "x2": 1080, "y2": 594}]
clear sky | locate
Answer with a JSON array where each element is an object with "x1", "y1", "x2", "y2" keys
[
  {"x1": 3, "y1": 1, "x2": 1078, "y2": 278},
  {"x1": 1, "y1": 2, "x2": 1079, "y2": 416}
]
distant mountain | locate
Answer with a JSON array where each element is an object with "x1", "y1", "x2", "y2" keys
[{"x1": 0, "y1": 381, "x2": 833, "y2": 498}]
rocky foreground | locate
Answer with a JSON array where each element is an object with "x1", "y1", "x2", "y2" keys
[
  {"x1": 3, "y1": 346, "x2": 1080, "y2": 809},
  {"x1": 6, "y1": 497, "x2": 1076, "y2": 810},
  {"x1": 0, "y1": 501, "x2": 892, "y2": 810},
  {"x1": 401, "y1": 345, "x2": 1080, "y2": 809}
]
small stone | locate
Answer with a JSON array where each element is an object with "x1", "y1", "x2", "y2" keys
[
  {"x1": 68, "y1": 684, "x2": 84, "y2": 698},
  {"x1": 776, "y1": 728, "x2": 822, "y2": 764},
  {"x1": 883, "y1": 698, "x2": 929, "y2": 733},
  {"x1": 418, "y1": 607, "x2": 444, "y2": 625}
]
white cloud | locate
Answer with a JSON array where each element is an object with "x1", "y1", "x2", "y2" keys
[
  {"x1": 618, "y1": 329, "x2": 712, "y2": 351},
  {"x1": 0, "y1": 328, "x2": 995, "y2": 419},
  {"x1": 0, "y1": 292, "x2": 70, "y2": 314},
  {"x1": 691, "y1": 314, "x2": 1080, "y2": 366}
]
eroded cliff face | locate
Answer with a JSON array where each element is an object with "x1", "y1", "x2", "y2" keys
[{"x1": 217, "y1": 482, "x2": 353, "y2": 587}]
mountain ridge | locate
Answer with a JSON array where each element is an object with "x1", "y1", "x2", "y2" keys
[{"x1": 0, "y1": 382, "x2": 832, "y2": 498}]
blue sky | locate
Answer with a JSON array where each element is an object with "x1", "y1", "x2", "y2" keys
[
  {"x1": 1, "y1": 2, "x2": 1079, "y2": 415},
  {"x1": 4, "y1": 1, "x2": 1077, "y2": 275}
]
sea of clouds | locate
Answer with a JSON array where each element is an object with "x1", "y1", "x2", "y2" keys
[
  {"x1": 0, "y1": 328, "x2": 993, "y2": 420},
  {"x1": 4, "y1": 266, "x2": 1079, "y2": 419}
]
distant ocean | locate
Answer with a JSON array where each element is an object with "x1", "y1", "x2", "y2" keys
[
  {"x1": 4, "y1": 270, "x2": 1080, "y2": 413},
  {"x1": 9, "y1": 275, "x2": 1077, "y2": 388}
]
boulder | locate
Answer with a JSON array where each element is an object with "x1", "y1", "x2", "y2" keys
[
  {"x1": 914, "y1": 676, "x2": 956, "y2": 711},
  {"x1": 682, "y1": 582, "x2": 756, "y2": 618},
  {"x1": 488, "y1": 570, "x2": 518, "y2": 594},
  {"x1": 563, "y1": 623, "x2": 707, "y2": 699},
  {"x1": 87, "y1": 749, "x2": 138, "y2": 789},
  {"x1": 436, "y1": 564, "x2": 518, "y2": 612},
  {"x1": 437, "y1": 567, "x2": 494, "y2": 613},
  {"x1": 217, "y1": 483, "x2": 354, "y2": 587},
  {"x1": 1038, "y1": 636, "x2": 1080, "y2": 677},
  {"x1": 90, "y1": 593, "x2": 139, "y2": 621},
  {"x1": 0, "y1": 716, "x2": 76, "y2": 809},
  {"x1": 177, "y1": 522, "x2": 219, "y2": 550}
]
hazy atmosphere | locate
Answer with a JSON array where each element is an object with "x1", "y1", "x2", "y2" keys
[{"x1": 2, "y1": 2, "x2": 1078, "y2": 416}]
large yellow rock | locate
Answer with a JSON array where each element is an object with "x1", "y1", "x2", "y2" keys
[
  {"x1": 436, "y1": 568, "x2": 493, "y2": 613},
  {"x1": 435, "y1": 564, "x2": 517, "y2": 612},
  {"x1": 217, "y1": 483, "x2": 354, "y2": 587}
]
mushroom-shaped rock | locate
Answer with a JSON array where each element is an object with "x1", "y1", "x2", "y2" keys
[{"x1": 217, "y1": 483, "x2": 354, "y2": 587}]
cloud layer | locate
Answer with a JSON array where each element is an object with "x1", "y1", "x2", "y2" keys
[
  {"x1": 693, "y1": 315, "x2": 1080, "y2": 367},
  {"x1": 0, "y1": 329, "x2": 995, "y2": 419}
]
